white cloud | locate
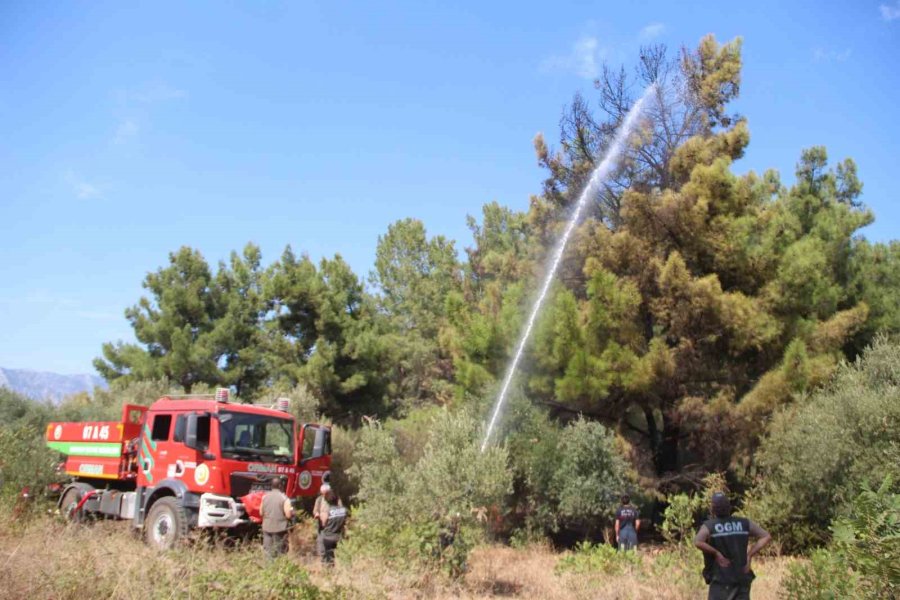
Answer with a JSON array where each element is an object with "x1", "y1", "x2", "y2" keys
[
  {"x1": 880, "y1": 1, "x2": 900, "y2": 21},
  {"x1": 121, "y1": 82, "x2": 188, "y2": 104},
  {"x1": 114, "y1": 119, "x2": 139, "y2": 144},
  {"x1": 109, "y1": 81, "x2": 185, "y2": 143},
  {"x1": 813, "y1": 47, "x2": 852, "y2": 62},
  {"x1": 74, "y1": 181, "x2": 101, "y2": 199},
  {"x1": 540, "y1": 36, "x2": 607, "y2": 80},
  {"x1": 65, "y1": 171, "x2": 103, "y2": 200},
  {"x1": 639, "y1": 22, "x2": 665, "y2": 41}
]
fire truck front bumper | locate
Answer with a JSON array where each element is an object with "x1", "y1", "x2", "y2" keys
[{"x1": 197, "y1": 493, "x2": 246, "y2": 528}]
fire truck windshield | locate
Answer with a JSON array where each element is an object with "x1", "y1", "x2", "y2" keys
[{"x1": 218, "y1": 411, "x2": 294, "y2": 463}]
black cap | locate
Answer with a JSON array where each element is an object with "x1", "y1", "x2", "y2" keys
[{"x1": 711, "y1": 492, "x2": 731, "y2": 517}]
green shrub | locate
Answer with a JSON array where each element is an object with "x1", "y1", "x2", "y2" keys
[
  {"x1": 56, "y1": 378, "x2": 173, "y2": 421},
  {"x1": 189, "y1": 554, "x2": 340, "y2": 599},
  {"x1": 501, "y1": 392, "x2": 564, "y2": 536},
  {"x1": 830, "y1": 476, "x2": 900, "y2": 598},
  {"x1": 555, "y1": 541, "x2": 642, "y2": 575},
  {"x1": 0, "y1": 387, "x2": 53, "y2": 428},
  {"x1": 554, "y1": 542, "x2": 705, "y2": 597},
  {"x1": 781, "y1": 549, "x2": 860, "y2": 600},
  {"x1": 0, "y1": 389, "x2": 57, "y2": 502},
  {"x1": 327, "y1": 424, "x2": 359, "y2": 503},
  {"x1": 343, "y1": 408, "x2": 511, "y2": 576},
  {"x1": 502, "y1": 395, "x2": 636, "y2": 538},
  {"x1": 661, "y1": 492, "x2": 704, "y2": 545},
  {"x1": 781, "y1": 477, "x2": 899, "y2": 599},
  {"x1": 552, "y1": 418, "x2": 631, "y2": 533},
  {"x1": 749, "y1": 337, "x2": 900, "y2": 551},
  {"x1": 385, "y1": 404, "x2": 445, "y2": 464},
  {"x1": 661, "y1": 473, "x2": 729, "y2": 545}
]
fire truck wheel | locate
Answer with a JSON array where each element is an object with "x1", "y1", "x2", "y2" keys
[
  {"x1": 145, "y1": 497, "x2": 188, "y2": 551},
  {"x1": 60, "y1": 487, "x2": 84, "y2": 523}
]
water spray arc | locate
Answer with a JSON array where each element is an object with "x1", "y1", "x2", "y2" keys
[{"x1": 480, "y1": 84, "x2": 657, "y2": 452}]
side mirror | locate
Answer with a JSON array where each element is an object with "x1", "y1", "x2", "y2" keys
[
  {"x1": 312, "y1": 428, "x2": 327, "y2": 459},
  {"x1": 185, "y1": 413, "x2": 199, "y2": 450},
  {"x1": 298, "y1": 426, "x2": 332, "y2": 464}
]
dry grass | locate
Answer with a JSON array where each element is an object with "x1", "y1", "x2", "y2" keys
[
  {"x1": 326, "y1": 543, "x2": 795, "y2": 600},
  {"x1": 0, "y1": 511, "x2": 795, "y2": 599}
]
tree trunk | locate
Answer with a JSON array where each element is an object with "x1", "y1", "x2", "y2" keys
[
  {"x1": 643, "y1": 407, "x2": 662, "y2": 473},
  {"x1": 658, "y1": 411, "x2": 680, "y2": 474},
  {"x1": 644, "y1": 407, "x2": 680, "y2": 476}
]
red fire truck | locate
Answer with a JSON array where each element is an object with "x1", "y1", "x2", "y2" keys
[{"x1": 45, "y1": 389, "x2": 331, "y2": 550}]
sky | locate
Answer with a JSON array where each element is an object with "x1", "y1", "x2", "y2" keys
[{"x1": 1, "y1": 1, "x2": 898, "y2": 375}]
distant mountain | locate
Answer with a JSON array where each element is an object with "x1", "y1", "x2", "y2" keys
[{"x1": 0, "y1": 367, "x2": 107, "y2": 404}]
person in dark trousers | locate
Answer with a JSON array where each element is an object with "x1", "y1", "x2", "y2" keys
[
  {"x1": 261, "y1": 476, "x2": 294, "y2": 558},
  {"x1": 615, "y1": 494, "x2": 641, "y2": 551},
  {"x1": 694, "y1": 492, "x2": 772, "y2": 600},
  {"x1": 316, "y1": 484, "x2": 347, "y2": 565}
]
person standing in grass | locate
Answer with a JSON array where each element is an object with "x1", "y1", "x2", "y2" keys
[
  {"x1": 316, "y1": 484, "x2": 347, "y2": 565},
  {"x1": 312, "y1": 481, "x2": 329, "y2": 533},
  {"x1": 694, "y1": 492, "x2": 772, "y2": 600},
  {"x1": 261, "y1": 476, "x2": 294, "y2": 558},
  {"x1": 615, "y1": 494, "x2": 641, "y2": 551}
]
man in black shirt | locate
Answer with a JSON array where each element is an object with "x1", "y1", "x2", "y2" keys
[
  {"x1": 316, "y1": 485, "x2": 347, "y2": 565},
  {"x1": 615, "y1": 494, "x2": 641, "y2": 551},
  {"x1": 694, "y1": 492, "x2": 772, "y2": 600}
]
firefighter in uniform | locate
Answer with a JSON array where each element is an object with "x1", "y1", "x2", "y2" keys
[
  {"x1": 316, "y1": 484, "x2": 347, "y2": 565},
  {"x1": 694, "y1": 492, "x2": 772, "y2": 600},
  {"x1": 615, "y1": 494, "x2": 641, "y2": 551},
  {"x1": 261, "y1": 476, "x2": 294, "y2": 558}
]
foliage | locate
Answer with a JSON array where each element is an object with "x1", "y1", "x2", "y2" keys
[
  {"x1": 780, "y1": 477, "x2": 899, "y2": 600},
  {"x1": 372, "y1": 217, "x2": 461, "y2": 338},
  {"x1": 0, "y1": 388, "x2": 59, "y2": 501},
  {"x1": 266, "y1": 249, "x2": 391, "y2": 420},
  {"x1": 748, "y1": 337, "x2": 900, "y2": 550},
  {"x1": 502, "y1": 393, "x2": 566, "y2": 536},
  {"x1": 437, "y1": 34, "x2": 896, "y2": 490},
  {"x1": 364, "y1": 518, "x2": 475, "y2": 579},
  {"x1": 56, "y1": 378, "x2": 173, "y2": 422},
  {"x1": 551, "y1": 418, "x2": 631, "y2": 532},
  {"x1": 83, "y1": 33, "x2": 900, "y2": 545},
  {"x1": 661, "y1": 492, "x2": 705, "y2": 546},
  {"x1": 343, "y1": 409, "x2": 511, "y2": 576},
  {"x1": 93, "y1": 243, "x2": 396, "y2": 422},
  {"x1": 829, "y1": 477, "x2": 900, "y2": 598},
  {"x1": 781, "y1": 549, "x2": 859, "y2": 600},
  {"x1": 0, "y1": 510, "x2": 345, "y2": 600},
  {"x1": 554, "y1": 541, "x2": 706, "y2": 597},
  {"x1": 190, "y1": 555, "x2": 339, "y2": 599},
  {"x1": 661, "y1": 473, "x2": 729, "y2": 545},
  {"x1": 0, "y1": 422, "x2": 58, "y2": 502},
  {"x1": 327, "y1": 424, "x2": 359, "y2": 503},
  {"x1": 95, "y1": 246, "x2": 229, "y2": 392},
  {"x1": 555, "y1": 541, "x2": 642, "y2": 575},
  {"x1": 498, "y1": 393, "x2": 635, "y2": 538},
  {"x1": 0, "y1": 386, "x2": 52, "y2": 428}
]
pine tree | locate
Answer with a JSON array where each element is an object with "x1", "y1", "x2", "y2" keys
[{"x1": 94, "y1": 246, "x2": 226, "y2": 392}]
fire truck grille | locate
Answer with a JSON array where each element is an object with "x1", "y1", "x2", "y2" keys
[{"x1": 229, "y1": 473, "x2": 274, "y2": 498}]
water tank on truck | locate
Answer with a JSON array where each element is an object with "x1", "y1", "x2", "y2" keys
[{"x1": 46, "y1": 389, "x2": 332, "y2": 550}]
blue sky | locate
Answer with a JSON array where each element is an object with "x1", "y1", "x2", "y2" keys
[{"x1": 1, "y1": 1, "x2": 898, "y2": 374}]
